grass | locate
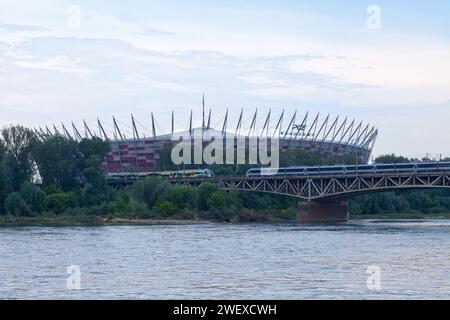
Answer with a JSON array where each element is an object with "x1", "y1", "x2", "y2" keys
[
  {"x1": 2, "y1": 211, "x2": 450, "y2": 227},
  {"x1": 0, "y1": 214, "x2": 218, "y2": 227},
  {"x1": 0, "y1": 214, "x2": 105, "y2": 227}
]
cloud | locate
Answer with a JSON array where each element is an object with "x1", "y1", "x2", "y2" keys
[
  {"x1": 367, "y1": 101, "x2": 450, "y2": 157},
  {"x1": 133, "y1": 26, "x2": 174, "y2": 37},
  {"x1": 124, "y1": 74, "x2": 194, "y2": 93},
  {"x1": 0, "y1": 1, "x2": 449, "y2": 158},
  {"x1": 0, "y1": 22, "x2": 48, "y2": 32},
  {"x1": 1, "y1": 36, "x2": 448, "y2": 116},
  {"x1": 13, "y1": 55, "x2": 91, "y2": 75},
  {"x1": 0, "y1": 31, "x2": 449, "y2": 156}
]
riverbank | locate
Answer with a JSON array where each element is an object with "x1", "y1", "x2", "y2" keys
[
  {"x1": 350, "y1": 212, "x2": 450, "y2": 220},
  {"x1": 1, "y1": 212, "x2": 450, "y2": 227},
  {"x1": 0, "y1": 215, "x2": 218, "y2": 227}
]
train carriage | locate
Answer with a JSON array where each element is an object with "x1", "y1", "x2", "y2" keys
[{"x1": 246, "y1": 162, "x2": 450, "y2": 177}]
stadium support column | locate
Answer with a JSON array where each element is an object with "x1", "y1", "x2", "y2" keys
[
  {"x1": 248, "y1": 109, "x2": 258, "y2": 137},
  {"x1": 273, "y1": 109, "x2": 284, "y2": 137},
  {"x1": 98, "y1": 118, "x2": 108, "y2": 140},
  {"x1": 84, "y1": 120, "x2": 94, "y2": 138},
  {"x1": 260, "y1": 109, "x2": 271, "y2": 137},
  {"x1": 221, "y1": 109, "x2": 228, "y2": 136},
  {"x1": 151, "y1": 113, "x2": 156, "y2": 138},
  {"x1": 235, "y1": 108, "x2": 243, "y2": 135},
  {"x1": 171, "y1": 110, "x2": 174, "y2": 135},
  {"x1": 207, "y1": 109, "x2": 211, "y2": 129},
  {"x1": 284, "y1": 111, "x2": 296, "y2": 140},
  {"x1": 62, "y1": 123, "x2": 73, "y2": 139},
  {"x1": 202, "y1": 93, "x2": 205, "y2": 128},
  {"x1": 189, "y1": 110, "x2": 193, "y2": 137},
  {"x1": 297, "y1": 200, "x2": 349, "y2": 223},
  {"x1": 53, "y1": 124, "x2": 61, "y2": 136},
  {"x1": 72, "y1": 122, "x2": 82, "y2": 141}
]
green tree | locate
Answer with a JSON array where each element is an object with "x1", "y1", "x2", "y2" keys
[
  {"x1": 128, "y1": 198, "x2": 150, "y2": 218},
  {"x1": 32, "y1": 136, "x2": 80, "y2": 190},
  {"x1": 239, "y1": 192, "x2": 272, "y2": 211},
  {"x1": 4, "y1": 192, "x2": 31, "y2": 216},
  {"x1": 79, "y1": 138, "x2": 111, "y2": 190},
  {"x1": 0, "y1": 142, "x2": 7, "y2": 213},
  {"x1": 20, "y1": 181, "x2": 44, "y2": 214},
  {"x1": 375, "y1": 154, "x2": 411, "y2": 164},
  {"x1": 155, "y1": 200, "x2": 177, "y2": 216},
  {"x1": 44, "y1": 188, "x2": 77, "y2": 214},
  {"x1": 198, "y1": 182, "x2": 221, "y2": 211},
  {"x1": 31, "y1": 136, "x2": 110, "y2": 191},
  {"x1": 114, "y1": 193, "x2": 130, "y2": 212},
  {"x1": 1, "y1": 125, "x2": 35, "y2": 191},
  {"x1": 162, "y1": 185, "x2": 198, "y2": 210},
  {"x1": 129, "y1": 178, "x2": 167, "y2": 209},
  {"x1": 207, "y1": 192, "x2": 225, "y2": 209}
]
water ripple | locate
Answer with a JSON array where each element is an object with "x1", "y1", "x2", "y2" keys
[{"x1": 1, "y1": 220, "x2": 450, "y2": 299}]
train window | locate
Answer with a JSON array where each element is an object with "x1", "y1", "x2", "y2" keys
[
  {"x1": 357, "y1": 165, "x2": 373, "y2": 170},
  {"x1": 438, "y1": 162, "x2": 450, "y2": 169},
  {"x1": 396, "y1": 163, "x2": 414, "y2": 167},
  {"x1": 418, "y1": 163, "x2": 437, "y2": 168},
  {"x1": 375, "y1": 164, "x2": 395, "y2": 170},
  {"x1": 286, "y1": 168, "x2": 303, "y2": 172},
  {"x1": 321, "y1": 167, "x2": 343, "y2": 171}
]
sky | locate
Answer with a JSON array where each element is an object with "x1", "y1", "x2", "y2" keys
[{"x1": 0, "y1": 0, "x2": 449, "y2": 157}]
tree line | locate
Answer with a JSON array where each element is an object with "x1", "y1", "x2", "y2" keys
[
  {"x1": 0, "y1": 125, "x2": 295, "y2": 221},
  {"x1": 1, "y1": 124, "x2": 450, "y2": 221}
]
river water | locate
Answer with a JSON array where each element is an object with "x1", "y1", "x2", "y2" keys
[{"x1": 1, "y1": 220, "x2": 449, "y2": 299}]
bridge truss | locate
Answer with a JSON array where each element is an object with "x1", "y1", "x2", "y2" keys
[{"x1": 170, "y1": 171, "x2": 450, "y2": 201}]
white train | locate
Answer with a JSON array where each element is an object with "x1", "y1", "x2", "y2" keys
[{"x1": 246, "y1": 162, "x2": 450, "y2": 177}]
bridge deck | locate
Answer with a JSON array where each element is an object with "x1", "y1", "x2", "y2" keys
[{"x1": 109, "y1": 170, "x2": 450, "y2": 201}]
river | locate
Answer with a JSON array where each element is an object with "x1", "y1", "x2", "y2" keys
[{"x1": 1, "y1": 220, "x2": 449, "y2": 299}]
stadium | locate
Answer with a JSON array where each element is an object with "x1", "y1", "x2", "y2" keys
[{"x1": 36, "y1": 99, "x2": 378, "y2": 174}]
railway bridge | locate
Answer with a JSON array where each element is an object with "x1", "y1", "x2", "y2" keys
[
  {"x1": 169, "y1": 169, "x2": 450, "y2": 222},
  {"x1": 108, "y1": 164, "x2": 450, "y2": 223}
]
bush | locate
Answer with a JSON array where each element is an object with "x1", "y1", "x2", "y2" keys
[
  {"x1": 174, "y1": 208, "x2": 198, "y2": 220},
  {"x1": 275, "y1": 207, "x2": 297, "y2": 220},
  {"x1": 44, "y1": 190, "x2": 77, "y2": 214},
  {"x1": 198, "y1": 183, "x2": 221, "y2": 210},
  {"x1": 20, "y1": 181, "x2": 44, "y2": 213},
  {"x1": 155, "y1": 200, "x2": 177, "y2": 216},
  {"x1": 80, "y1": 202, "x2": 115, "y2": 216},
  {"x1": 237, "y1": 208, "x2": 269, "y2": 222},
  {"x1": 128, "y1": 199, "x2": 150, "y2": 218},
  {"x1": 207, "y1": 192, "x2": 225, "y2": 209},
  {"x1": 129, "y1": 178, "x2": 162, "y2": 208},
  {"x1": 114, "y1": 193, "x2": 130, "y2": 212},
  {"x1": 4, "y1": 192, "x2": 31, "y2": 216},
  {"x1": 162, "y1": 185, "x2": 198, "y2": 210}
]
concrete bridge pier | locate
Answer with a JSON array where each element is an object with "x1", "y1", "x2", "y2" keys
[{"x1": 297, "y1": 200, "x2": 349, "y2": 223}]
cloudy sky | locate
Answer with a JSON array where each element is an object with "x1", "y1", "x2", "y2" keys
[{"x1": 0, "y1": 0, "x2": 449, "y2": 157}]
